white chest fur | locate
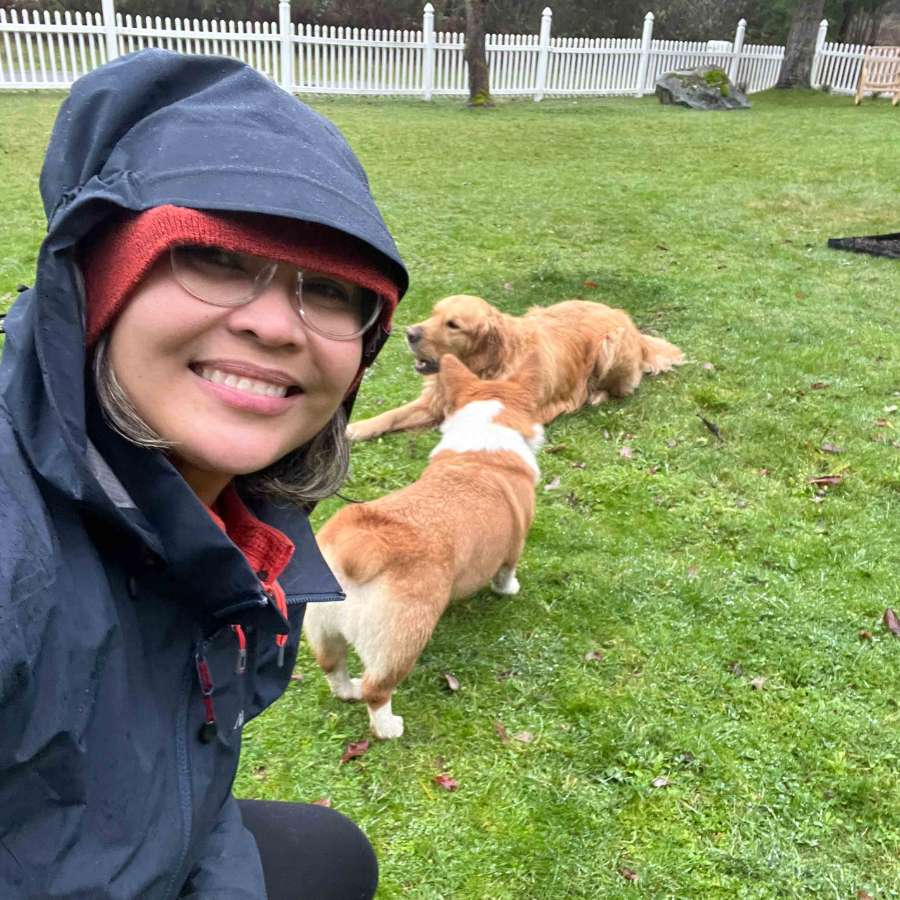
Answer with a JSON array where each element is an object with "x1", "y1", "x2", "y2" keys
[{"x1": 430, "y1": 400, "x2": 543, "y2": 481}]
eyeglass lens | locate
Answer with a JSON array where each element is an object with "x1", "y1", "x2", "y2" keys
[{"x1": 170, "y1": 245, "x2": 381, "y2": 339}]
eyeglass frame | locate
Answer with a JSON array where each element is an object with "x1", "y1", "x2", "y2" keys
[{"x1": 168, "y1": 244, "x2": 383, "y2": 342}]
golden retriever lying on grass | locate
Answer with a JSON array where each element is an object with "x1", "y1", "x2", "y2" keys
[{"x1": 348, "y1": 294, "x2": 684, "y2": 441}]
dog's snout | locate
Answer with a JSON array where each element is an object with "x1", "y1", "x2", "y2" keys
[{"x1": 406, "y1": 326, "x2": 423, "y2": 345}]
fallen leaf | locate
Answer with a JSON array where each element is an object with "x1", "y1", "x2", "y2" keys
[
  {"x1": 290, "y1": 672, "x2": 304, "y2": 682},
  {"x1": 697, "y1": 414, "x2": 723, "y2": 442},
  {"x1": 810, "y1": 382, "x2": 830, "y2": 390},
  {"x1": 883, "y1": 608, "x2": 900, "y2": 636},
  {"x1": 443, "y1": 672, "x2": 460, "y2": 692},
  {"x1": 858, "y1": 890, "x2": 874, "y2": 900},
  {"x1": 340, "y1": 740, "x2": 370, "y2": 764},
  {"x1": 571, "y1": 461, "x2": 587, "y2": 469},
  {"x1": 885, "y1": 404, "x2": 898, "y2": 414},
  {"x1": 728, "y1": 661, "x2": 744, "y2": 676},
  {"x1": 494, "y1": 721, "x2": 510, "y2": 743},
  {"x1": 794, "y1": 290, "x2": 807, "y2": 300},
  {"x1": 544, "y1": 443, "x2": 568, "y2": 454},
  {"x1": 584, "y1": 650, "x2": 604, "y2": 662},
  {"x1": 808, "y1": 474, "x2": 843, "y2": 486},
  {"x1": 859, "y1": 629, "x2": 874, "y2": 641},
  {"x1": 619, "y1": 867, "x2": 639, "y2": 882},
  {"x1": 602, "y1": 429, "x2": 611, "y2": 440},
  {"x1": 687, "y1": 565, "x2": 700, "y2": 578},
  {"x1": 434, "y1": 773, "x2": 459, "y2": 791},
  {"x1": 512, "y1": 731, "x2": 534, "y2": 744},
  {"x1": 503, "y1": 282, "x2": 514, "y2": 292},
  {"x1": 252, "y1": 765, "x2": 267, "y2": 780},
  {"x1": 735, "y1": 498, "x2": 748, "y2": 508},
  {"x1": 875, "y1": 418, "x2": 893, "y2": 428},
  {"x1": 656, "y1": 242, "x2": 669, "y2": 251},
  {"x1": 312, "y1": 796, "x2": 332, "y2": 807},
  {"x1": 651, "y1": 776, "x2": 670, "y2": 788},
  {"x1": 543, "y1": 476, "x2": 562, "y2": 491},
  {"x1": 648, "y1": 465, "x2": 660, "y2": 475},
  {"x1": 497, "y1": 669, "x2": 516, "y2": 681},
  {"x1": 619, "y1": 446, "x2": 635, "y2": 459},
  {"x1": 820, "y1": 442, "x2": 844, "y2": 454},
  {"x1": 756, "y1": 467, "x2": 770, "y2": 476},
  {"x1": 666, "y1": 439, "x2": 678, "y2": 449},
  {"x1": 702, "y1": 362, "x2": 716, "y2": 371},
  {"x1": 750, "y1": 676, "x2": 767, "y2": 690},
  {"x1": 582, "y1": 279, "x2": 599, "y2": 289}
]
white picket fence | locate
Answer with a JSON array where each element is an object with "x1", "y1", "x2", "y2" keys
[{"x1": 0, "y1": 1, "x2": 873, "y2": 100}]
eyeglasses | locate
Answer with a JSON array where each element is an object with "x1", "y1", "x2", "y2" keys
[{"x1": 169, "y1": 245, "x2": 382, "y2": 341}]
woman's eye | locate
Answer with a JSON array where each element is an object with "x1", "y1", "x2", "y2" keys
[
  {"x1": 185, "y1": 246, "x2": 251, "y2": 275},
  {"x1": 304, "y1": 280, "x2": 353, "y2": 309}
]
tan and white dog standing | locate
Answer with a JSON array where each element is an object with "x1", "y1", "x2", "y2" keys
[{"x1": 304, "y1": 354, "x2": 544, "y2": 739}]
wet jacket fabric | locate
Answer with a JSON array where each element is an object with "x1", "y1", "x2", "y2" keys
[{"x1": 0, "y1": 50, "x2": 406, "y2": 898}]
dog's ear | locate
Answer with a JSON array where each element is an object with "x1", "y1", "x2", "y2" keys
[
  {"x1": 465, "y1": 312, "x2": 506, "y2": 379},
  {"x1": 437, "y1": 354, "x2": 477, "y2": 408},
  {"x1": 600, "y1": 326, "x2": 626, "y2": 367},
  {"x1": 510, "y1": 350, "x2": 543, "y2": 398}
]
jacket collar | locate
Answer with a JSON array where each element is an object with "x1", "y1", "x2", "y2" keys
[{"x1": 85, "y1": 395, "x2": 343, "y2": 625}]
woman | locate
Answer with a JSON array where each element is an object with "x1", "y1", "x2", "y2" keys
[{"x1": 0, "y1": 49, "x2": 407, "y2": 899}]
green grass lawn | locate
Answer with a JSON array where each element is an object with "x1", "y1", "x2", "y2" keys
[{"x1": 2, "y1": 88, "x2": 899, "y2": 898}]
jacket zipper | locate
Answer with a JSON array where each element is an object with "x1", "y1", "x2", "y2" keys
[{"x1": 161, "y1": 643, "x2": 200, "y2": 899}]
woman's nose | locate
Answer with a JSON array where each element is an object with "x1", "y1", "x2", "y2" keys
[{"x1": 226, "y1": 272, "x2": 304, "y2": 347}]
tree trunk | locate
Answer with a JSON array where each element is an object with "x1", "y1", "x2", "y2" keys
[
  {"x1": 776, "y1": 0, "x2": 826, "y2": 88},
  {"x1": 465, "y1": 0, "x2": 492, "y2": 106}
]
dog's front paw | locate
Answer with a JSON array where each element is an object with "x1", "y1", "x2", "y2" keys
[
  {"x1": 327, "y1": 672, "x2": 363, "y2": 701},
  {"x1": 369, "y1": 704, "x2": 404, "y2": 740},
  {"x1": 491, "y1": 568, "x2": 520, "y2": 595}
]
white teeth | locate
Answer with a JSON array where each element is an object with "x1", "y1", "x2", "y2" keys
[{"x1": 198, "y1": 367, "x2": 289, "y2": 399}]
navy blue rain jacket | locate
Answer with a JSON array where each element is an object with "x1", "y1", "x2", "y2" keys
[{"x1": 0, "y1": 50, "x2": 406, "y2": 898}]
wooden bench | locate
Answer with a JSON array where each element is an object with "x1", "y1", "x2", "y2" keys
[{"x1": 854, "y1": 46, "x2": 900, "y2": 106}]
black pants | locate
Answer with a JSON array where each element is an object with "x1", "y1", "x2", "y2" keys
[{"x1": 237, "y1": 799, "x2": 378, "y2": 900}]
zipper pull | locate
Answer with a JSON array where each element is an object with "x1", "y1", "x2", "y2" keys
[
  {"x1": 231, "y1": 624, "x2": 248, "y2": 675},
  {"x1": 194, "y1": 645, "x2": 218, "y2": 743}
]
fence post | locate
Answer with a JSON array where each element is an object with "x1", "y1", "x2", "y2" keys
[
  {"x1": 422, "y1": 3, "x2": 435, "y2": 101},
  {"x1": 279, "y1": 0, "x2": 293, "y2": 92},
  {"x1": 100, "y1": 0, "x2": 119, "y2": 62},
  {"x1": 533, "y1": 6, "x2": 552, "y2": 102},
  {"x1": 811, "y1": 18, "x2": 827, "y2": 88},
  {"x1": 635, "y1": 12, "x2": 654, "y2": 97},
  {"x1": 728, "y1": 18, "x2": 746, "y2": 83}
]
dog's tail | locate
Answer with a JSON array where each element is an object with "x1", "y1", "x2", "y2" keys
[
  {"x1": 318, "y1": 515, "x2": 392, "y2": 587},
  {"x1": 639, "y1": 333, "x2": 684, "y2": 375}
]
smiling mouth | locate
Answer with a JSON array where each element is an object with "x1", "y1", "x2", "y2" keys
[{"x1": 192, "y1": 365, "x2": 302, "y2": 398}]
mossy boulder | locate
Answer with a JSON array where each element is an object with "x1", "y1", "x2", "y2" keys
[{"x1": 655, "y1": 66, "x2": 750, "y2": 110}]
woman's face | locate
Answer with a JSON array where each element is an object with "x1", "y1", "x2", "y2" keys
[{"x1": 106, "y1": 255, "x2": 362, "y2": 503}]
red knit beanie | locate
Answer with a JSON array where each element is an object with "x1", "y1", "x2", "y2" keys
[{"x1": 81, "y1": 205, "x2": 402, "y2": 348}]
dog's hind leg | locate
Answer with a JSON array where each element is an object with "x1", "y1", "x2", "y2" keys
[
  {"x1": 355, "y1": 589, "x2": 446, "y2": 739},
  {"x1": 303, "y1": 607, "x2": 362, "y2": 701}
]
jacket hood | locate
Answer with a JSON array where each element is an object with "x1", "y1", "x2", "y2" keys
[{"x1": 0, "y1": 49, "x2": 407, "y2": 520}]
